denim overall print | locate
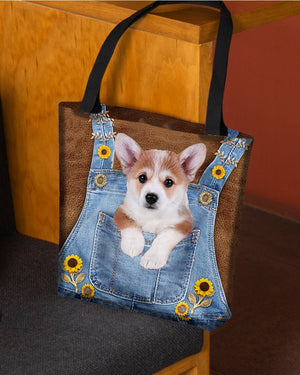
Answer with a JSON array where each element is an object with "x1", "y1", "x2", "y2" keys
[{"x1": 58, "y1": 106, "x2": 252, "y2": 331}]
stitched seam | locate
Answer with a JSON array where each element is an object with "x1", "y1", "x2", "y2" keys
[
  {"x1": 110, "y1": 235, "x2": 120, "y2": 290},
  {"x1": 59, "y1": 193, "x2": 91, "y2": 257},
  {"x1": 208, "y1": 209, "x2": 230, "y2": 309},
  {"x1": 91, "y1": 217, "x2": 200, "y2": 304},
  {"x1": 154, "y1": 230, "x2": 199, "y2": 303},
  {"x1": 153, "y1": 269, "x2": 161, "y2": 301}
]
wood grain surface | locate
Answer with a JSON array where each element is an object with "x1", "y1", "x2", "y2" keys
[
  {"x1": 1, "y1": 1, "x2": 299, "y2": 243},
  {"x1": 154, "y1": 330, "x2": 210, "y2": 375},
  {"x1": 0, "y1": 1, "x2": 208, "y2": 242}
]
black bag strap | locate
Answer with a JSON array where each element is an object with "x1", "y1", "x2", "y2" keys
[{"x1": 79, "y1": 1, "x2": 233, "y2": 136}]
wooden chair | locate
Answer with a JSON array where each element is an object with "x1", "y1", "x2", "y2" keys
[{"x1": 154, "y1": 331, "x2": 210, "y2": 375}]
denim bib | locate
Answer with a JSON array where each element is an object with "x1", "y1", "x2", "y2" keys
[{"x1": 58, "y1": 107, "x2": 252, "y2": 331}]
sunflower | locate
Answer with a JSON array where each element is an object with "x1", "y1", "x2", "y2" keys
[
  {"x1": 194, "y1": 278, "x2": 214, "y2": 297},
  {"x1": 63, "y1": 254, "x2": 83, "y2": 274},
  {"x1": 97, "y1": 145, "x2": 111, "y2": 159},
  {"x1": 81, "y1": 284, "x2": 95, "y2": 298},
  {"x1": 94, "y1": 173, "x2": 107, "y2": 188},
  {"x1": 175, "y1": 302, "x2": 189, "y2": 317},
  {"x1": 212, "y1": 165, "x2": 226, "y2": 179},
  {"x1": 199, "y1": 191, "x2": 213, "y2": 206}
]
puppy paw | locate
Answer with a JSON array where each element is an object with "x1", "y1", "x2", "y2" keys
[
  {"x1": 120, "y1": 228, "x2": 145, "y2": 258},
  {"x1": 140, "y1": 248, "x2": 169, "y2": 270}
]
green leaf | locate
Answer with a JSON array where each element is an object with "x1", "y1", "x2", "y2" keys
[
  {"x1": 200, "y1": 299, "x2": 212, "y2": 308},
  {"x1": 188, "y1": 293, "x2": 197, "y2": 305},
  {"x1": 75, "y1": 273, "x2": 86, "y2": 284},
  {"x1": 61, "y1": 273, "x2": 71, "y2": 283}
]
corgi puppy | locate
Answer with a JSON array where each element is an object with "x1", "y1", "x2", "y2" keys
[{"x1": 113, "y1": 133, "x2": 207, "y2": 270}]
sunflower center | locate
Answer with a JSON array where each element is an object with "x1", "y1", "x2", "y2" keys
[
  {"x1": 68, "y1": 258, "x2": 78, "y2": 268},
  {"x1": 215, "y1": 168, "x2": 222, "y2": 175},
  {"x1": 84, "y1": 287, "x2": 92, "y2": 296},
  {"x1": 178, "y1": 305, "x2": 187, "y2": 314},
  {"x1": 200, "y1": 282, "x2": 210, "y2": 291},
  {"x1": 101, "y1": 149, "x2": 107, "y2": 155}
]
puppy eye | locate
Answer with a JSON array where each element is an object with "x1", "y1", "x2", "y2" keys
[
  {"x1": 138, "y1": 174, "x2": 147, "y2": 184},
  {"x1": 164, "y1": 178, "x2": 174, "y2": 188}
]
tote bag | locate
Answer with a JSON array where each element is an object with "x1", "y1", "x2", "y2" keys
[{"x1": 58, "y1": 1, "x2": 253, "y2": 331}]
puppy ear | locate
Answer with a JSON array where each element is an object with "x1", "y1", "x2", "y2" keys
[
  {"x1": 114, "y1": 133, "x2": 142, "y2": 174},
  {"x1": 180, "y1": 143, "x2": 207, "y2": 181}
]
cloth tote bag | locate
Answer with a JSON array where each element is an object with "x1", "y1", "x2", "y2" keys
[{"x1": 58, "y1": 1, "x2": 253, "y2": 331}]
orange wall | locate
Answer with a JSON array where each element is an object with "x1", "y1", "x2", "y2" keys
[{"x1": 223, "y1": 13, "x2": 300, "y2": 221}]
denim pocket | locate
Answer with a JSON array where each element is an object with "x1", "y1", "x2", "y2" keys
[{"x1": 90, "y1": 212, "x2": 199, "y2": 304}]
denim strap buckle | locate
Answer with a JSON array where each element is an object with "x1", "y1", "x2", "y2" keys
[
  {"x1": 199, "y1": 129, "x2": 252, "y2": 191},
  {"x1": 90, "y1": 105, "x2": 115, "y2": 170}
]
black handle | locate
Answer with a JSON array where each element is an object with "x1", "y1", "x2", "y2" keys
[{"x1": 80, "y1": 1, "x2": 233, "y2": 136}]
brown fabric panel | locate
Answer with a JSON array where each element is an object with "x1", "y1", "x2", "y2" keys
[
  {"x1": 59, "y1": 103, "x2": 92, "y2": 248},
  {"x1": 59, "y1": 102, "x2": 252, "y2": 306},
  {"x1": 111, "y1": 120, "x2": 221, "y2": 182}
]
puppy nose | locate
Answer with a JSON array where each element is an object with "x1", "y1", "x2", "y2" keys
[{"x1": 145, "y1": 193, "x2": 158, "y2": 205}]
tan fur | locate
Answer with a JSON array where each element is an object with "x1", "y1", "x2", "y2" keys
[
  {"x1": 128, "y1": 149, "x2": 189, "y2": 201},
  {"x1": 174, "y1": 218, "x2": 193, "y2": 237},
  {"x1": 114, "y1": 205, "x2": 137, "y2": 230}
]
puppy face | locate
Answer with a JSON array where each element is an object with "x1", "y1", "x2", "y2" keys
[
  {"x1": 115, "y1": 134, "x2": 207, "y2": 212},
  {"x1": 127, "y1": 149, "x2": 188, "y2": 211}
]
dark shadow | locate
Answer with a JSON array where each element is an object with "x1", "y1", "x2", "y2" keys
[
  {"x1": 0, "y1": 97, "x2": 15, "y2": 235},
  {"x1": 211, "y1": 205, "x2": 300, "y2": 375}
]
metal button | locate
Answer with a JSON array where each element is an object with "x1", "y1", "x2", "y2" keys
[
  {"x1": 94, "y1": 173, "x2": 107, "y2": 188},
  {"x1": 199, "y1": 191, "x2": 213, "y2": 206}
]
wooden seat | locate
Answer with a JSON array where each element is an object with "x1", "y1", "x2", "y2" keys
[{"x1": 155, "y1": 331, "x2": 210, "y2": 375}]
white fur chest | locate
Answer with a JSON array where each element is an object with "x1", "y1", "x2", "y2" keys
[{"x1": 126, "y1": 204, "x2": 182, "y2": 234}]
